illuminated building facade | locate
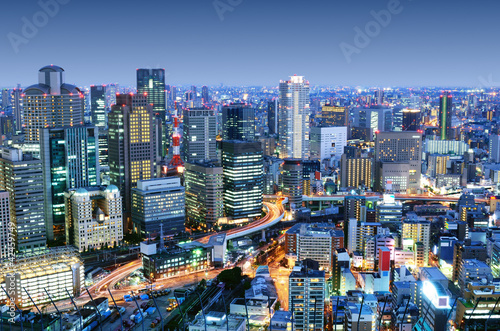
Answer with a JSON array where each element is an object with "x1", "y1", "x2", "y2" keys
[
  {"x1": 90, "y1": 85, "x2": 107, "y2": 128},
  {"x1": 289, "y1": 265, "x2": 325, "y2": 331},
  {"x1": 65, "y1": 185, "x2": 123, "y2": 252},
  {"x1": 222, "y1": 140, "x2": 263, "y2": 220},
  {"x1": 375, "y1": 195, "x2": 402, "y2": 223},
  {"x1": 0, "y1": 246, "x2": 84, "y2": 307},
  {"x1": 0, "y1": 147, "x2": 46, "y2": 254},
  {"x1": 22, "y1": 65, "x2": 84, "y2": 156},
  {"x1": 318, "y1": 105, "x2": 348, "y2": 126},
  {"x1": 374, "y1": 131, "x2": 422, "y2": 193},
  {"x1": 184, "y1": 161, "x2": 223, "y2": 230},
  {"x1": 439, "y1": 92, "x2": 452, "y2": 140},
  {"x1": 278, "y1": 75, "x2": 310, "y2": 159},
  {"x1": 282, "y1": 159, "x2": 303, "y2": 210},
  {"x1": 402, "y1": 109, "x2": 421, "y2": 131},
  {"x1": 40, "y1": 125, "x2": 99, "y2": 240},
  {"x1": 310, "y1": 126, "x2": 347, "y2": 161},
  {"x1": 413, "y1": 281, "x2": 451, "y2": 331},
  {"x1": 182, "y1": 108, "x2": 218, "y2": 162},
  {"x1": 268, "y1": 99, "x2": 279, "y2": 135},
  {"x1": 132, "y1": 177, "x2": 185, "y2": 238},
  {"x1": 0, "y1": 191, "x2": 11, "y2": 259},
  {"x1": 136, "y1": 68, "x2": 166, "y2": 121},
  {"x1": 285, "y1": 223, "x2": 344, "y2": 272},
  {"x1": 108, "y1": 93, "x2": 157, "y2": 226},
  {"x1": 142, "y1": 242, "x2": 210, "y2": 280},
  {"x1": 222, "y1": 103, "x2": 255, "y2": 141},
  {"x1": 402, "y1": 215, "x2": 430, "y2": 267},
  {"x1": 340, "y1": 155, "x2": 373, "y2": 189},
  {"x1": 456, "y1": 282, "x2": 500, "y2": 329}
]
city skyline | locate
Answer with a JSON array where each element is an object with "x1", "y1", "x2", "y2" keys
[{"x1": 1, "y1": 0, "x2": 500, "y2": 87}]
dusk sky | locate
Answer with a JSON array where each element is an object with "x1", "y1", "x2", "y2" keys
[{"x1": 1, "y1": 0, "x2": 499, "y2": 88}]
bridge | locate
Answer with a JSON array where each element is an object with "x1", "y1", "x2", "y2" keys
[{"x1": 197, "y1": 198, "x2": 287, "y2": 244}]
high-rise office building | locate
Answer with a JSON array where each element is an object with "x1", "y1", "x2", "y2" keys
[
  {"x1": 185, "y1": 161, "x2": 223, "y2": 231},
  {"x1": 136, "y1": 68, "x2": 166, "y2": 121},
  {"x1": 289, "y1": 264, "x2": 325, "y2": 331},
  {"x1": 0, "y1": 147, "x2": 45, "y2": 253},
  {"x1": 12, "y1": 85, "x2": 22, "y2": 133},
  {"x1": 0, "y1": 191, "x2": 11, "y2": 259},
  {"x1": 22, "y1": 65, "x2": 84, "y2": 156},
  {"x1": 131, "y1": 178, "x2": 185, "y2": 238},
  {"x1": 310, "y1": 126, "x2": 348, "y2": 161},
  {"x1": 106, "y1": 83, "x2": 118, "y2": 108},
  {"x1": 222, "y1": 103, "x2": 255, "y2": 141},
  {"x1": 108, "y1": 94, "x2": 157, "y2": 228},
  {"x1": 90, "y1": 85, "x2": 107, "y2": 128},
  {"x1": 268, "y1": 99, "x2": 279, "y2": 135},
  {"x1": 201, "y1": 86, "x2": 209, "y2": 104},
  {"x1": 439, "y1": 92, "x2": 453, "y2": 140},
  {"x1": 40, "y1": 125, "x2": 100, "y2": 240},
  {"x1": 374, "y1": 131, "x2": 422, "y2": 192},
  {"x1": 98, "y1": 130, "x2": 109, "y2": 168},
  {"x1": 489, "y1": 134, "x2": 500, "y2": 163},
  {"x1": 65, "y1": 185, "x2": 123, "y2": 252},
  {"x1": 402, "y1": 109, "x2": 421, "y2": 131},
  {"x1": 282, "y1": 159, "x2": 303, "y2": 210},
  {"x1": 23, "y1": 65, "x2": 84, "y2": 156},
  {"x1": 279, "y1": 75, "x2": 310, "y2": 159},
  {"x1": 222, "y1": 141, "x2": 263, "y2": 220},
  {"x1": 318, "y1": 105, "x2": 348, "y2": 126},
  {"x1": 182, "y1": 108, "x2": 217, "y2": 162},
  {"x1": 340, "y1": 154, "x2": 372, "y2": 189}
]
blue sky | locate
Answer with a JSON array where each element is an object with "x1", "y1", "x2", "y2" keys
[{"x1": 1, "y1": 0, "x2": 499, "y2": 87}]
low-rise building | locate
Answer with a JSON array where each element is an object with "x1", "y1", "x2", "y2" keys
[
  {"x1": 189, "y1": 312, "x2": 246, "y2": 331},
  {"x1": 0, "y1": 246, "x2": 84, "y2": 307}
]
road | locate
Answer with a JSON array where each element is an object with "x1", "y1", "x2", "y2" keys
[{"x1": 198, "y1": 199, "x2": 285, "y2": 244}]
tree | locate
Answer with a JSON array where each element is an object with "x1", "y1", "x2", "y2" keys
[{"x1": 217, "y1": 267, "x2": 242, "y2": 288}]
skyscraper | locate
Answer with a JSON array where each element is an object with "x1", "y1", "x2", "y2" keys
[
  {"x1": 182, "y1": 108, "x2": 217, "y2": 163},
  {"x1": 136, "y1": 68, "x2": 166, "y2": 121},
  {"x1": 340, "y1": 154, "x2": 373, "y2": 189},
  {"x1": 108, "y1": 94, "x2": 157, "y2": 228},
  {"x1": 131, "y1": 178, "x2": 185, "y2": 238},
  {"x1": 402, "y1": 109, "x2": 421, "y2": 131},
  {"x1": 282, "y1": 159, "x2": 303, "y2": 210},
  {"x1": 201, "y1": 85, "x2": 209, "y2": 104},
  {"x1": 289, "y1": 263, "x2": 325, "y2": 331},
  {"x1": 12, "y1": 85, "x2": 22, "y2": 133},
  {"x1": 222, "y1": 103, "x2": 255, "y2": 141},
  {"x1": 222, "y1": 140, "x2": 263, "y2": 220},
  {"x1": 22, "y1": 65, "x2": 84, "y2": 156},
  {"x1": 268, "y1": 99, "x2": 279, "y2": 135},
  {"x1": 0, "y1": 191, "x2": 11, "y2": 259},
  {"x1": 90, "y1": 85, "x2": 107, "y2": 128},
  {"x1": 0, "y1": 147, "x2": 45, "y2": 253},
  {"x1": 374, "y1": 131, "x2": 422, "y2": 192},
  {"x1": 279, "y1": 75, "x2": 310, "y2": 159},
  {"x1": 40, "y1": 125, "x2": 100, "y2": 240},
  {"x1": 439, "y1": 92, "x2": 452, "y2": 140},
  {"x1": 184, "y1": 161, "x2": 223, "y2": 231}
]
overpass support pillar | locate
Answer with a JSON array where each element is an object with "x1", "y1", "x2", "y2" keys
[
  {"x1": 319, "y1": 200, "x2": 322, "y2": 210},
  {"x1": 261, "y1": 229, "x2": 266, "y2": 242}
]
